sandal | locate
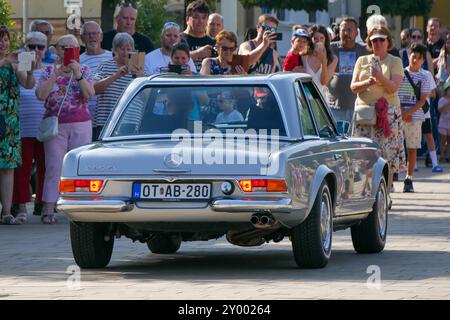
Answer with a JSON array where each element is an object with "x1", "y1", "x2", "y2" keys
[
  {"x1": 1, "y1": 214, "x2": 22, "y2": 225},
  {"x1": 41, "y1": 213, "x2": 58, "y2": 225},
  {"x1": 15, "y1": 212, "x2": 28, "y2": 224}
]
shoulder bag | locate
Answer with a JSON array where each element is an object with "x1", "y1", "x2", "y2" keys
[
  {"x1": 404, "y1": 69, "x2": 430, "y2": 114},
  {"x1": 37, "y1": 72, "x2": 73, "y2": 142}
]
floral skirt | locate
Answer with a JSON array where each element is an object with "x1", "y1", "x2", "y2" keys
[{"x1": 352, "y1": 104, "x2": 406, "y2": 174}]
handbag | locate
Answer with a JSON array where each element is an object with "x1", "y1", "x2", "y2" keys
[
  {"x1": 37, "y1": 72, "x2": 73, "y2": 142},
  {"x1": 404, "y1": 69, "x2": 430, "y2": 114},
  {"x1": 354, "y1": 104, "x2": 376, "y2": 125}
]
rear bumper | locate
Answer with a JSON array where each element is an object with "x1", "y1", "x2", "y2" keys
[{"x1": 56, "y1": 197, "x2": 293, "y2": 222}]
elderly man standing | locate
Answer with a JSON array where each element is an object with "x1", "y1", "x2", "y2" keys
[
  {"x1": 328, "y1": 17, "x2": 368, "y2": 127},
  {"x1": 29, "y1": 20, "x2": 57, "y2": 64},
  {"x1": 207, "y1": 13, "x2": 224, "y2": 39},
  {"x1": 145, "y1": 22, "x2": 196, "y2": 75},
  {"x1": 80, "y1": 21, "x2": 112, "y2": 139},
  {"x1": 102, "y1": 1, "x2": 154, "y2": 54}
]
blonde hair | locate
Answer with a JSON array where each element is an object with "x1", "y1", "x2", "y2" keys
[{"x1": 258, "y1": 14, "x2": 279, "y2": 26}]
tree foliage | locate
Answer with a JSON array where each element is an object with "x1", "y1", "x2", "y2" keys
[
  {"x1": 136, "y1": 0, "x2": 172, "y2": 48},
  {"x1": 0, "y1": 0, "x2": 22, "y2": 50},
  {"x1": 361, "y1": 0, "x2": 434, "y2": 18},
  {"x1": 239, "y1": 0, "x2": 327, "y2": 12}
]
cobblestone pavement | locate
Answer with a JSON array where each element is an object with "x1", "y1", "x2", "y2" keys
[{"x1": 1, "y1": 162, "x2": 449, "y2": 300}]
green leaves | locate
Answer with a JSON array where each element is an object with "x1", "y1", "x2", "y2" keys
[
  {"x1": 361, "y1": 0, "x2": 433, "y2": 17},
  {"x1": 0, "y1": 0, "x2": 23, "y2": 50},
  {"x1": 239, "y1": 0, "x2": 327, "y2": 12},
  {"x1": 136, "y1": 0, "x2": 173, "y2": 48}
]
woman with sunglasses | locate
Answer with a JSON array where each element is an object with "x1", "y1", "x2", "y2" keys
[
  {"x1": 200, "y1": 31, "x2": 246, "y2": 75},
  {"x1": 399, "y1": 28, "x2": 434, "y2": 74},
  {"x1": 36, "y1": 34, "x2": 95, "y2": 224},
  {"x1": 351, "y1": 26, "x2": 406, "y2": 193},
  {"x1": 200, "y1": 31, "x2": 271, "y2": 75},
  {"x1": 0, "y1": 26, "x2": 36, "y2": 225},
  {"x1": 11, "y1": 31, "x2": 48, "y2": 223}
]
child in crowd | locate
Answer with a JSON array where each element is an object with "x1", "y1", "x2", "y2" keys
[
  {"x1": 215, "y1": 91, "x2": 244, "y2": 123},
  {"x1": 398, "y1": 43, "x2": 432, "y2": 193},
  {"x1": 282, "y1": 28, "x2": 310, "y2": 72},
  {"x1": 438, "y1": 81, "x2": 450, "y2": 163},
  {"x1": 171, "y1": 42, "x2": 194, "y2": 75}
]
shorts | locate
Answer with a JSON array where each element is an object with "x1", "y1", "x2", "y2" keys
[
  {"x1": 438, "y1": 127, "x2": 450, "y2": 136},
  {"x1": 404, "y1": 120, "x2": 423, "y2": 149},
  {"x1": 421, "y1": 118, "x2": 432, "y2": 134}
]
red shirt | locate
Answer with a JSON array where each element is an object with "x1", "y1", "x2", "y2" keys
[{"x1": 283, "y1": 50, "x2": 304, "y2": 72}]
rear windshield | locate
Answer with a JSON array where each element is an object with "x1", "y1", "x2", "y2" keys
[{"x1": 110, "y1": 85, "x2": 287, "y2": 137}]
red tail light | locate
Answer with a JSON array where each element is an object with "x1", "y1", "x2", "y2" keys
[
  {"x1": 60, "y1": 179, "x2": 104, "y2": 193},
  {"x1": 239, "y1": 179, "x2": 287, "y2": 193}
]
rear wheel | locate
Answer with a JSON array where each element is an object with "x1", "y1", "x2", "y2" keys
[
  {"x1": 70, "y1": 222, "x2": 114, "y2": 269},
  {"x1": 351, "y1": 177, "x2": 388, "y2": 253},
  {"x1": 291, "y1": 182, "x2": 333, "y2": 269},
  {"x1": 147, "y1": 234, "x2": 181, "y2": 254}
]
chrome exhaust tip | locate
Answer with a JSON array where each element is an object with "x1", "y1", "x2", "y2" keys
[{"x1": 250, "y1": 213, "x2": 275, "y2": 229}]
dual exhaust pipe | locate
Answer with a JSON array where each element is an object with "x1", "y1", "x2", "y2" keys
[{"x1": 250, "y1": 213, "x2": 275, "y2": 229}]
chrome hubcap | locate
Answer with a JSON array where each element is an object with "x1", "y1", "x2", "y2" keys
[
  {"x1": 377, "y1": 185, "x2": 387, "y2": 239},
  {"x1": 320, "y1": 192, "x2": 332, "y2": 253}
]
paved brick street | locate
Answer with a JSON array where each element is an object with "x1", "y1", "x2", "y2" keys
[{"x1": 1, "y1": 162, "x2": 450, "y2": 300}]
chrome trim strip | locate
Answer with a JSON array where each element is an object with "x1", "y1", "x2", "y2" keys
[
  {"x1": 153, "y1": 169, "x2": 192, "y2": 173},
  {"x1": 56, "y1": 199, "x2": 134, "y2": 213},
  {"x1": 210, "y1": 198, "x2": 292, "y2": 213}
]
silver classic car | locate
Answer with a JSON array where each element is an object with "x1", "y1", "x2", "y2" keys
[{"x1": 57, "y1": 73, "x2": 389, "y2": 269}]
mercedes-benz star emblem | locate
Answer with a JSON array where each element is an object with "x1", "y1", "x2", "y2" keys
[{"x1": 164, "y1": 153, "x2": 183, "y2": 169}]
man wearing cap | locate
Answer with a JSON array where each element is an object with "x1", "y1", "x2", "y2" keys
[
  {"x1": 328, "y1": 17, "x2": 368, "y2": 127},
  {"x1": 145, "y1": 22, "x2": 196, "y2": 75},
  {"x1": 283, "y1": 28, "x2": 310, "y2": 72}
]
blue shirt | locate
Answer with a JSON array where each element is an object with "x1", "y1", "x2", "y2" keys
[{"x1": 42, "y1": 49, "x2": 57, "y2": 64}]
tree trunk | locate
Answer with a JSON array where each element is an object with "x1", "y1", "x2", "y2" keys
[{"x1": 101, "y1": 0, "x2": 115, "y2": 32}]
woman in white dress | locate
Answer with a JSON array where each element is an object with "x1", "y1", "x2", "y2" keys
[{"x1": 301, "y1": 24, "x2": 338, "y2": 100}]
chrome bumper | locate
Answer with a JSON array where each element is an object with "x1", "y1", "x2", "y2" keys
[
  {"x1": 57, "y1": 198, "x2": 292, "y2": 214},
  {"x1": 57, "y1": 199, "x2": 134, "y2": 213},
  {"x1": 210, "y1": 198, "x2": 292, "y2": 212}
]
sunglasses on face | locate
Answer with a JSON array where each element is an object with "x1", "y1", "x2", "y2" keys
[
  {"x1": 260, "y1": 24, "x2": 277, "y2": 33},
  {"x1": 371, "y1": 38, "x2": 386, "y2": 43},
  {"x1": 28, "y1": 44, "x2": 46, "y2": 50},
  {"x1": 412, "y1": 35, "x2": 423, "y2": 39},
  {"x1": 219, "y1": 46, "x2": 235, "y2": 52}
]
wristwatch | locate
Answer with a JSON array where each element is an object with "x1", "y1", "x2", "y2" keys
[{"x1": 76, "y1": 75, "x2": 84, "y2": 81}]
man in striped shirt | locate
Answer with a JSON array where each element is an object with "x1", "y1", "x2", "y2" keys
[
  {"x1": 80, "y1": 21, "x2": 112, "y2": 138},
  {"x1": 399, "y1": 43, "x2": 432, "y2": 192}
]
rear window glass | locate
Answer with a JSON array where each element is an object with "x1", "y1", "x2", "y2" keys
[{"x1": 110, "y1": 86, "x2": 287, "y2": 137}]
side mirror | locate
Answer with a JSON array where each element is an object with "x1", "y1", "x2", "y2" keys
[{"x1": 336, "y1": 120, "x2": 351, "y2": 136}]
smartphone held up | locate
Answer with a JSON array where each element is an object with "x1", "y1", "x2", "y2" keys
[{"x1": 63, "y1": 47, "x2": 80, "y2": 66}]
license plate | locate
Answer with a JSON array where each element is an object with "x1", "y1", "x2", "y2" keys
[{"x1": 132, "y1": 183, "x2": 211, "y2": 201}]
